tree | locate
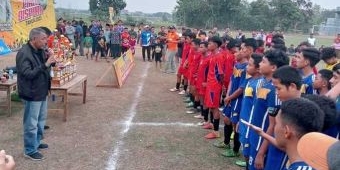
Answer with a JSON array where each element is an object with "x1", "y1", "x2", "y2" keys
[
  {"x1": 89, "y1": 0, "x2": 126, "y2": 21},
  {"x1": 173, "y1": 0, "x2": 319, "y2": 32},
  {"x1": 174, "y1": 0, "x2": 242, "y2": 29}
]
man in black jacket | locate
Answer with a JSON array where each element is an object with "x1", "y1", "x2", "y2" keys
[{"x1": 16, "y1": 27, "x2": 56, "y2": 161}]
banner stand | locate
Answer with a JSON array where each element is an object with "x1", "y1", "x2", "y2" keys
[{"x1": 96, "y1": 50, "x2": 135, "y2": 88}]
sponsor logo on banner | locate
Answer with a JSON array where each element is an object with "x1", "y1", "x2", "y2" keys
[{"x1": 0, "y1": 0, "x2": 56, "y2": 48}]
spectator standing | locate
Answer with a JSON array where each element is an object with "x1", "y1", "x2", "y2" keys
[
  {"x1": 307, "y1": 33, "x2": 316, "y2": 47},
  {"x1": 121, "y1": 27, "x2": 131, "y2": 54},
  {"x1": 164, "y1": 26, "x2": 179, "y2": 73},
  {"x1": 140, "y1": 25, "x2": 152, "y2": 61},
  {"x1": 333, "y1": 33, "x2": 340, "y2": 59},
  {"x1": 158, "y1": 26, "x2": 168, "y2": 59},
  {"x1": 89, "y1": 21, "x2": 100, "y2": 58},
  {"x1": 65, "y1": 21, "x2": 75, "y2": 49},
  {"x1": 128, "y1": 24, "x2": 137, "y2": 39},
  {"x1": 109, "y1": 24, "x2": 121, "y2": 59},
  {"x1": 73, "y1": 20, "x2": 84, "y2": 56},
  {"x1": 104, "y1": 24, "x2": 111, "y2": 56}
]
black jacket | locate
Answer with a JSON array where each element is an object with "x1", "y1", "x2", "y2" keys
[{"x1": 16, "y1": 42, "x2": 51, "y2": 101}]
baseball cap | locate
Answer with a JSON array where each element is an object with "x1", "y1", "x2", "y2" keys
[{"x1": 297, "y1": 132, "x2": 340, "y2": 170}]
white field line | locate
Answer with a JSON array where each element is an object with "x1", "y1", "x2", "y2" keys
[
  {"x1": 132, "y1": 122, "x2": 197, "y2": 127},
  {"x1": 106, "y1": 63, "x2": 150, "y2": 170}
]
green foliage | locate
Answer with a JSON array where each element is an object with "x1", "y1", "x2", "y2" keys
[
  {"x1": 89, "y1": 0, "x2": 126, "y2": 21},
  {"x1": 174, "y1": 0, "x2": 324, "y2": 32}
]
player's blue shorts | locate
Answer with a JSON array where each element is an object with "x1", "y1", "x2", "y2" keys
[
  {"x1": 222, "y1": 105, "x2": 231, "y2": 118},
  {"x1": 231, "y1": 111, "x2": 239, "y2": 124},
  {"x1": 242, "y1": 142, "x2": 250, "y2": 157}
]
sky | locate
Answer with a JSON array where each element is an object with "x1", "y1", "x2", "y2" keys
[{"x1": 55, "y1": 0, "x2": 340, "y2": 12}]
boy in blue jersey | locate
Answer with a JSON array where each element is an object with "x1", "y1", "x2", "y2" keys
[
  {"x1": 235, "y1": 53, "x2": 263, "y2": 168},
  {"x1": 329, "y1": 63, "x2": 340, "y2": 139},
  {"x1": 303, "y1": 95, "x2": 339, "y2": 138},
  {"x1": 217, "y1": 38, "x2": 257, "y2": 156},
  {"x1": 295, "y1": 47, "x2": 321, "y2": 94},
  {"x1": 246, "y1": 98, "x2": 325, "y2": 170},
  {"x1": 264, "y1": 66, "x2": 303, "y2": 170},
  {"x1": 248, "y1": 50, "x2": 289, "y2": 170}
]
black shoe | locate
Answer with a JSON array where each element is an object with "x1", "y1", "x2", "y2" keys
[
  {"x1": 44, "y1": 125, "x2": 50, "y2": 130},
  {"x1": 38, "y1": 143, "x2": 49, "y2": 150},
  {"x1": 24, "y1": 152, "x2": 44, "y2": 161}
]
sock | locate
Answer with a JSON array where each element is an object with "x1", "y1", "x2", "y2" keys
[
  {"x1": 213, "y1": 119, "x2": 220, "y2": 131},
  {"x1": 200, "y1": 105, "x2": 204, "y2": 116},
  {"x1": 176, "y1": 82, "x2": 180, "y2": 89},
  {"x1": 184, "y1": 85, "x2": 188, "y2": 91},
  {"x1": 190, "y1": 94, "x2": 194, "y2": 102},
  {"x1": 233, "y1": 132, "x2": 241, "y2": 153},
  {"x1": 203, "y1": 109, "x2": 209, "y2": 121},
  {"x1": 210, "y1": 111, "x2": 214, "y2": 123},
  {"x1": 182, "y1": 79, "x2": 184, "y2": 85},
  {"x1": 194, "y1": 101, "x2": 200, "y2": 109},
  {"x1": 225, "y1": 124, "x2": 233, "y2": 145},
  {"x1": 193, "y1": 101, "x2": 198, "y2": 109},
  {"x1": 224, "y1": 125, "x2": 230, "y2": 145}
]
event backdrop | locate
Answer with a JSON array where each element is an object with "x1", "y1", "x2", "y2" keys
[{"x1": 0, "y1": 0, "x2": 56, "y2": 49}]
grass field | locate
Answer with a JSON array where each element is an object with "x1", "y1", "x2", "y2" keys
[
  {"x1": 240, "y1": 32, "x2": 335, "y2": 48},
  {"x1": 283, "y1": 34, "x2": 334, "y2": 48}
]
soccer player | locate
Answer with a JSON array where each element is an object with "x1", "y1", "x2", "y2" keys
[
  {"x1": 169, "y1": 32, "x2": 195, "y2": 93},
  {"x1": 196, "y1": 42, "x2": 213, "y2": 126},
  {"x1": 265, "y1": 65, "x2": 303, "y2": 170},
  {"x1": 220, "y1": 38, "x2": 257, "y2": 157},
  {"x1": 204, "y1": 36, "x2": 225, "y2": 139},
  {"x1": 235, "y1": 53, "x2": 263, "y2": 168},
  {"x1": 246, "y1": 98, "x2": 325, "y2": 170},
  {"x1": 248, "y1": 50, "x2": 289, "y2": 170},
  {"x1": 321, "y1": 47, "x2": 339, "y2": 70},
  {"x1": 186, "y1": 38, "x2": 202, "y2": 114},
  {"x1": 295, "y1": 47, "x2": 321, "y2": 94},
  {"x1": 313, "y1": 69, "x2": 333, "y2": 95},
  {"x1": 303, "y1": 95, "x2": 339, "y2": 138}
]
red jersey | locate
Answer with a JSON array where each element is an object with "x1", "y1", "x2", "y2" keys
[
  {"x1": 181, "y1": 43, "x2": 191, "y2": 66},
  {"x1": 255, "y1": 47, "x2": 265, "y2": 54},
  {"x1": 196, "y1": 54, "x2": 211, "y2": 95},
  {"x1": 266, "y1": 34, "x2": 273, "y2": 46},
  {"x1": 188, "y1": 51, "x2": 202, "y2": 85},
  {"x1": 121, "y1": 32, "x2": 130, "y2": 48},
  {"x1": 177, "y1": 43, "x2": 192, "y2": 77},
  {"x1": 206, "y1": 51, "x2": 225, "y2": 88},
  {"x1": 222, "y1": 49, "x2": 235, "y2": 89}
]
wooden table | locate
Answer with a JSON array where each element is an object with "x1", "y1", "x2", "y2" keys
[
  {"x1": 50, "y1": 75, "x2": 87, "y2": 121},
  {"x1": 0, "y1": 78, "x2": 17, "y2": 116}
]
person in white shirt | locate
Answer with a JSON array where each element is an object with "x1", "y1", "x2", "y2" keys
[{"x1": 307, "y1": 33, "x2": 316, "y2": 47}]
